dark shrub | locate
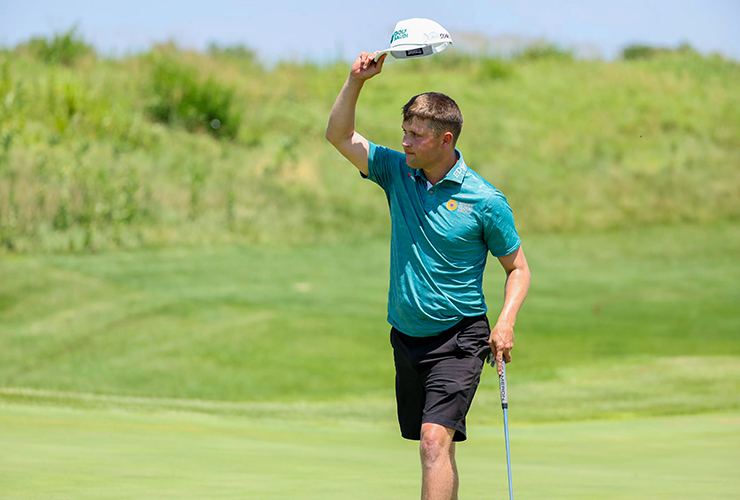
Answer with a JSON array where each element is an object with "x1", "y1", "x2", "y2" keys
[
  {"x1": 26, "y1": 26, "x2": 94, "y2": 66},
  {"x1": 145, "y1": 55, "x2": 241, "y2": 139}
]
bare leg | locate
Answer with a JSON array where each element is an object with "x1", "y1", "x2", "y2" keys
[
  {"x1": 420, "y1": 423, "x2": 456, "y2": 500},
  {"x1": 450, "y1": 442, "x2": 458, "y2": 500}
]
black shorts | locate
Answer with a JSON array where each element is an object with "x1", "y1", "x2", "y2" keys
[{"x1": 390, "y1": 315, "x2": 491, "y2": 442}]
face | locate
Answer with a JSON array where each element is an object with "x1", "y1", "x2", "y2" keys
[{"x1": 401, "y1": 118, "x2": 447, "y2": 170}]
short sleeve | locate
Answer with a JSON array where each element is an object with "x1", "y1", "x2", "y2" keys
[
  {"x1": 482, "y1": 192, "x2": 521, "y2": 257},
  {"x1": 366, "y1": 142, "x2": 405, "y2": 190}
]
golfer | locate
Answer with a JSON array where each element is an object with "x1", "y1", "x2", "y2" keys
[{"x1": 325, "y1": 51, "x2": 531, "y2": 500}]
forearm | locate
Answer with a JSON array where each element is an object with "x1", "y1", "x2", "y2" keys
[
  {"x1": 325, "y1": 76, "x2": 364, "y2": 145},
  {"x1": 496, "y1": 266, "x2": 531, "y2": 327}
]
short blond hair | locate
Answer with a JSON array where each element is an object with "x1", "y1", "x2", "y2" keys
[{"x1": 402, "y1": 93, "x2": 463, "y2": 146}]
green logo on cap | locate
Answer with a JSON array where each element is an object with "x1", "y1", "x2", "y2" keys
[{"x1": 391, "y1": 29, "x2": 408, "y2": 44}]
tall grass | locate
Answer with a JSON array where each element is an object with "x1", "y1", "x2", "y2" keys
[{"x1": 0, "y1": 36, "x2": 739, "y2": 253}]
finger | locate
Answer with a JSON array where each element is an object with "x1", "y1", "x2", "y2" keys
[
  {"x1": 359, "y1": 52, "x2": 370, "y2": 68},
  {"x1": 496, "y1": 349, "x2": 504, "y2": 376},
  {"x1": 353, "y1": 53, "x2": 365, "y2": 71},
  {"x1": 376, "y1": 53, "x2": 387, "y2": 70},
  {"x1": 504, "y1": 348, "x2": 512, "y2": 364}
]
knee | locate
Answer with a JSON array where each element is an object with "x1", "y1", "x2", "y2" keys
[{"x1": 419, "y1": 425, "x2": 453, "y2": 468}]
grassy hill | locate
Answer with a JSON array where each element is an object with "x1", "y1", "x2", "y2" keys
[{"x1": 1, "y1": 35, "x2": 738, "y2": 252}]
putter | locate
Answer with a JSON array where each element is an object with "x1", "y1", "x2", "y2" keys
[{"x1": 490, "y1": 355, "x2": 514, "y2": 500}]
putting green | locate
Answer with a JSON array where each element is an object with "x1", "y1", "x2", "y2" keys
[{"x1": 1, "y1": 401, "x2": 738, "y2": 499}]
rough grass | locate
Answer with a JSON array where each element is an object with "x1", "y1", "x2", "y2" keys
[{"x1": 1, "y1": 47, "x2": 738, "y2": 252}]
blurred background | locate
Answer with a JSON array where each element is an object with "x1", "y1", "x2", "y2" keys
[{"x1": 0, "y1": 1, "x2": 738, "y2": 499}]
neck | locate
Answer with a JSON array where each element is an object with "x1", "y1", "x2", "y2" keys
[{"x1": 423, "y1": 150, "x2": 459, "y2": 185}]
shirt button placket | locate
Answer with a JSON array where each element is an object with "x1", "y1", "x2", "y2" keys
[{"x1": 426, "y1": 188, "x2": 435, "y2": 213}]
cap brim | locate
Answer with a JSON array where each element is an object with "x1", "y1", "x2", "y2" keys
[{"x1": 375, "y1": 41, "x2": 452, "y2": 60}]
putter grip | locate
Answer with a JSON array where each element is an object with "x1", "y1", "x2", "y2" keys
[{"x1": 499, "y1": 360, "x2": 508, "y2": 409}]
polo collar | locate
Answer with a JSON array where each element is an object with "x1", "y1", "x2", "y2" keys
[{"x1": 413, "y1": 149, "x2": 467, "y2": 185}]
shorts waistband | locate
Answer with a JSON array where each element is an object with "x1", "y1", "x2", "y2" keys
[{"x1": 394, "y1": 314, "x2": 488, "y2": 339}]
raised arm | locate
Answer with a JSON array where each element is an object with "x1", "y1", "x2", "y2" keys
[
  {"x1": 490, "y1": 245, "x2": 531, "y2": 375},
  {"x1": 325, "y1": 52, "x2": 387, "y2": 176}
]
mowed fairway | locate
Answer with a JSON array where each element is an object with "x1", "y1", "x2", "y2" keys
[{"x1": 2, "y1": 223, "x2": 740, "y2": 498}]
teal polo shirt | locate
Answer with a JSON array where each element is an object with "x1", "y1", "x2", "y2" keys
[{"x1": 366, "y1": 142, "x2": 521, "y2": 337}]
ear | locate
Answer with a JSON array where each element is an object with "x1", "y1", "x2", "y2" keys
[{"x1": 441, "y1": 131, "x2": 455, "y2": 149}]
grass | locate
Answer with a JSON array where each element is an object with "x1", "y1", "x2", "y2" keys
[
  {"x1": 2, "y1": 33, "x2": 739, "y2": 498},
  {"x1": 1, "y1": 223, "x2": 739, "y2": 419},
  {"x1": 1, "y1": 402, "x2": 738, "y2": 499},
  {"x1": 1, "y1": 44, "x2": 739, "y2": 251},
  {"x1": 2, "y1": 353, "x2": 738, "y2": 426},
  {"x1": 1, "y1": 223, "x2": 739, "y2": 497}
]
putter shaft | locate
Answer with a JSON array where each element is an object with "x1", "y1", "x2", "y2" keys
[{"x1": 500, "y1": 360, "x2": 513, "y2": 500}]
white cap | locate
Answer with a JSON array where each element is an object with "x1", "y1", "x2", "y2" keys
[{"x1": 375, "y1": 18, "x2": 452, "y2": 60}]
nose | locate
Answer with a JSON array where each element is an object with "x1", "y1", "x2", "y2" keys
[{"x1": 402, "y1": 134, "x2": 411, "y2": 148}]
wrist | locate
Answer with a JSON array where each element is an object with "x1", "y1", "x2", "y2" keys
[
  {"x1": 495, "y1": 316, "x2": 515, "y2": 329},
  {"x1": 347, "y1": 74, "x2": 366, "y2": 87}
]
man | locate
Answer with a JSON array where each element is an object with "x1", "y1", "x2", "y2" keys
[{"x1": 325, "y1": 51, "x2": 531, "y2": 500}]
